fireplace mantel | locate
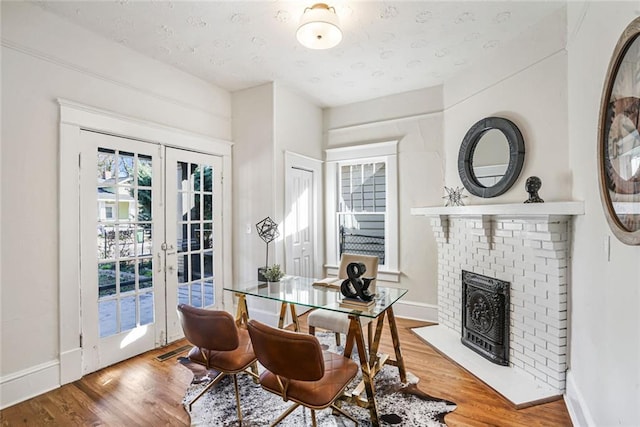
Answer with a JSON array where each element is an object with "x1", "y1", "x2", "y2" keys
[
  {"x1": 411, "y1": 201, "x2": 584, "y2": 246},
  {"x1": 410, "y1": 201, "x2": 584, "y2": 218}
]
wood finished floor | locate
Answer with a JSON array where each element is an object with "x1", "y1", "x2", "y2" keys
[{"x1": 0, "y1": 315, "x2": 572, "y2": 426}]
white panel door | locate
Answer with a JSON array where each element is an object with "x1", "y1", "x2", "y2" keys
[
  {"x1": 286, "y1": 167, "x2": 314, "y2": 278},
  {"x1": 164, "y1": 148, "x2": 224, "y2": 342},
  {"x1": 80, "y1": 131, "x2": 164, "y2": 373}
]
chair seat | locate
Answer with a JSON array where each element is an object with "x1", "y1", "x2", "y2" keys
[
  {"x1": 259, "y1": 351, "x2": 358, "y2": 409},
  {"x1": 307, "y1": 309, "x2": 372, "y2": 335},
  {"x1": 188, "y1": 328, "x2": 256, "y2": 373}
]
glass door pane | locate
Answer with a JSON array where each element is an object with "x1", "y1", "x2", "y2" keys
[
  {"x1": 175, "y1": 162, "x2": 215, "y2": 308},
  {"x1": 96, "y1": 148, "x2": 156, "y2": 337},
  {"x1": 165, "y1": 148, "x2": 223, "y2": 342}
]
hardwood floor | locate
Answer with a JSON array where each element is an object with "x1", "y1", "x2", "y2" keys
[{"x1": 0, "y1": 315, "x2": 573, "y2": 426}]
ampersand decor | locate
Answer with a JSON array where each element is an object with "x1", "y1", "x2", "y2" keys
[{"x1": 340, "y1": 262, "x2": 375, "y2": 302}]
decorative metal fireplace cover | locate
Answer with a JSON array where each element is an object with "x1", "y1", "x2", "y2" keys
[{"x1": 461, "y1": 270, "x2": 510, "y2": 366}]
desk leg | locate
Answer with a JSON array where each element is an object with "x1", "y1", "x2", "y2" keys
[
  {"x1": 235, "y1": 294, "x2": 249, "y2": 327},
  {"x1": 233, "y1": 294, "x2": 259, "y2": 383},
  {"x1": 277, "y1": 303, "x2": 288, "y2": 329},
  {"x1": 369, "y1": 311, "x2": 386, "y2": 367},
  {"x1": 289, "y1": 304, "x2": 299, "y2": 332},
  {"x1": 276, "y1": 303, "x2": 300, "y2": 331},
  {"x1": 386, "y1": 306, "x2": 407, "y2": 383},
  {"x1": 346, "y1": 315, "x2": 380, "y2": 427}
]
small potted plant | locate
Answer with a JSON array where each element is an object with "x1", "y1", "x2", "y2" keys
[{"x1": 263, "y1": 264, "x2": 285, "y2": 283}]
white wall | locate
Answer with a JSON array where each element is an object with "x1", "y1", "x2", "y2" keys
[
  {"x1": 566, "y1": 2, "x2": 640, "y2": 426},
  {"x1": 1, "y1": 2, "x2": 231, "y2": 407},
  {"x1": 231, "y1": 83, "x2": 323, "y2": 323},
  {"x1": 443, "y1": 7, "x2": 569, "y2": 205},
  {"x1": 325, "y1": 86, "x2": 445, "y2": 315},
  {"x1": 273, "y1": 83, "x2": 324, "y2": 277},
  {"x1": 231, "y1": 83, "x2": 275, "y2": 287}
]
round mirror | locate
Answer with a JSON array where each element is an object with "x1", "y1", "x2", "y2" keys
[
  {"x1": 598, "y1": 16, "x2": 640, "y2": 245},
  {"x1": 458, "y1": 117, "x2": 525, "y2": 198},
  {"x1": 472, "y1": 129, "x2": 510, "y2": 187}
]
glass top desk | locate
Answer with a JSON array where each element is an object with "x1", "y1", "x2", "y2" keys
[{"x1": 224, "y1": 275, "x2": 408, "y2": 426}]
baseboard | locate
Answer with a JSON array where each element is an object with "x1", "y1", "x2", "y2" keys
[
  {"x1": 393, "y1": 299, "x2": 438, "y2": 323},
  {"x1": 0, "y1": 360, "x2": 60, "y2": 410},
  {"x1": 564, "y1": 369, "x2": 595, "y2": 427}
]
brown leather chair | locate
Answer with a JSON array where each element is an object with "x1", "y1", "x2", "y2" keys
[
  {"x1": 247, "y1": 319, "x2": 359, "y2": 426},
  {"x1": 177, "y1": 304, "x2": 258, "y2": 420}
]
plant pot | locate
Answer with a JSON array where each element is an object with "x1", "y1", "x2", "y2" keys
[{"x1": 267, "y1": 281, "x2": 281, "y2": 292}]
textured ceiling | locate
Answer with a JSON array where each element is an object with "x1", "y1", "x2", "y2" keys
[{"x1": 34, "y1": 1, "x2": 565, "y2": 107}]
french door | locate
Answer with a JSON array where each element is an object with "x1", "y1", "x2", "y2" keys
[
  {"x1": 80, "y1": 131, "x2": 223, "y2": 373},
  {"x1": 164, "y1": 148, "x2": 223, "y2": 342}
]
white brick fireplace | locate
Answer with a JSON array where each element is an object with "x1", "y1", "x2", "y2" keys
[{"x1": 411, "y1": 202, "x2": 584, "y2": 406}]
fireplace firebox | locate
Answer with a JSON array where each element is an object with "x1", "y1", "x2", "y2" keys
[{"x1": 461, "y1": 270, "x2": 510, "y2": 366}]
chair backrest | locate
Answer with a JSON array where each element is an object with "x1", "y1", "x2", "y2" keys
[
  {"x1": 177, "y1": 304, "x2": 239, "y2": 352},
  {"x1": 338, "y1": 253, "x2": 379, "y2": 291},
  {"x1": 247, "y1": 319, "x2": 324, "y2": 382}
]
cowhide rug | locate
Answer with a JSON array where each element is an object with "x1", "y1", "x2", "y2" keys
[{"x1": 180, "y1": 333, "x2": 456, "y2": 426}]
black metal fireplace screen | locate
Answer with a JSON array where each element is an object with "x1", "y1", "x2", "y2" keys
[{"x1": 461, "y1": 270, "x2": 510, "y2": 366}]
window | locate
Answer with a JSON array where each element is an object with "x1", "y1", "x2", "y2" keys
[
  {"x1": 338, "y1": 161, "x2": 386, "y2": 263},
  {"x1": 325, "y1": 141, "x2": 398, "y2": 280},
  {"x1": 104, "y1": 205, "x2": 114, "y2": 220}
]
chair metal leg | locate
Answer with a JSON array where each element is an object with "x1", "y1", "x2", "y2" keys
[
  {"x1": 309, "y1": 325, "x2": 316, "y2": 336},
  {"x1": 311, "y1": 409, "x2": 317, "y2": 427},
  {"x1": 232, "y1": 374, "x2": 243, "y2": 423},
  {"x1": 187, "y1": 371, "x2": 226, "y2": 411},
  {"x1": 269, "y1": 402, "x2": 301, "y2": 427},
  {"x1": 335, "y1": 332, "x2": 341, "y2": 347},
  {"x1": 331, "y1": 403, "x2": 359, "y2": 425},
  {"x1": 247, "y1": 361, "x2": 260, "y2": 384}
]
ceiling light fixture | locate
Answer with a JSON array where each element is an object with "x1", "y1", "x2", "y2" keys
[{"x1": 296, "y1": 3, "x2": 342, "y2": 50}]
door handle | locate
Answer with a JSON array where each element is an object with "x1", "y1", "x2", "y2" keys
[{"x1": 163, "y1": 242, "x2": 176, "y2": 256}]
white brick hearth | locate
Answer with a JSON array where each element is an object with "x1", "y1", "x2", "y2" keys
[{"x1": 411, "y1": 202, "x2": 584, "y2": 406}]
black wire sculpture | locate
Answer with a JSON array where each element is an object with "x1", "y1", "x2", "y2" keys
[{"x1": 256, "y1": 216, "x2": 279, "y2": 269}]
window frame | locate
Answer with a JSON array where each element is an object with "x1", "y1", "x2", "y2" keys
[
  {"x1": 325, "y1": 140, "x2": 399, "y2": 282},
  {"x1": 104, "y1": 204, "x2": 114, "y2": 220}
]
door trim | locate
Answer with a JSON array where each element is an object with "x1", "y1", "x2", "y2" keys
[
  {"x1": 284, "y1": 151, "x2": 323, "y2": 279},
  {"x1": 59, "y1": 100, "x2": 232, "y2": 384}
]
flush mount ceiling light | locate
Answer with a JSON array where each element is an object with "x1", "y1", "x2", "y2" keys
[{"x1": 296, "y1": 3, "x2": 342, "y2": 50}]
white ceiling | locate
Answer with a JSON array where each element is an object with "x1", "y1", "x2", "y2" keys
[{"x1": 34, "y1": 1, "x2": 565, "y2": 107}]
